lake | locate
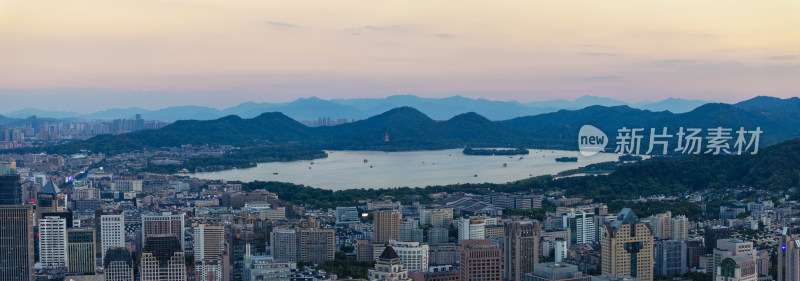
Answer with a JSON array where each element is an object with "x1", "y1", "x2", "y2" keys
[{"x1": 191, "y1": 149, "x2": 620, "y2": 190}]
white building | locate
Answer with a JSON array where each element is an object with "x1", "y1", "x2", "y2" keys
[
  {"x1": 564, "y1": 211, "x2": 596, "y2": 244},
  {"x1": 555, "y1": 239, "x2": 568, "y2": 263},
  {"x1": 111, "y1": 180, "x2": 142, "y2": 192},
  {"x1": 141, "y1": 213, "x2": 185, "y2": 251},
  {"x1": 100, "y1": 212, "x2": 126, "y2": 262},
  {"x1": 388, "y1": 240, "x2": 429, "y2": 273},
  {"x1": 39, "y1": 215, "x2": 68, "y2": 268},
  {"x1": 671, "y1": 215, "x2": 689, "y2": 241},
  {"x1": 458, "y1": 216, "x2": 498, "y2": 243}
]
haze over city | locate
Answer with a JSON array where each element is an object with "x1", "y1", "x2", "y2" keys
[{"x1": 1, "y1": 0, "x2": 798, "y2": 113}]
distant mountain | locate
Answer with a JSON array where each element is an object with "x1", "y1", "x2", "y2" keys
[
  {"x1": 2, "y1": 94, "x2": 719, "y2": 122},
  {"x1": 19, "y1": 98, "x2": 800, "y2": 155},
  {"x1": 633, "y1": 98, "x2": 709, "y2": 113},
  {"x1": 0, "y1": 114, "x2": 18, "y2": 126},
  {"x1": 734, "y1": 96, "x2": 800, "y2": 113}
]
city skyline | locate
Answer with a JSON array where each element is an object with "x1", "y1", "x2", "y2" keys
[{"x1": 1, "y1": 0, "x2": 798, "y2": 112}]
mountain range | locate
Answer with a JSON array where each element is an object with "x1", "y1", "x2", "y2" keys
[
  {"x1": 15, "y1": 96, "x2": 798, "y2": 155},
  {"x1": 2, "y1": 95, "x2": 713, "y2": 122}
]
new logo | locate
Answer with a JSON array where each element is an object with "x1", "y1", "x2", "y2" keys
[{"x1": 578, "y1": 125, "x2": 607, "y2": 156}]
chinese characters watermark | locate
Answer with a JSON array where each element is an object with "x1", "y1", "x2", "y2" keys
[{"x1": 579, "y1": 125, "x2": 762, "y2": 156}]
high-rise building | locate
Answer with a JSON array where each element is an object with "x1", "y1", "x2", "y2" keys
[
  {"x1": 601, "y1": 208, "x2": 654, "y2": 281},
  {"x1": 299, "y1": 228, "x2": 336, "y2": 264},
  {"x1": 37, "y1": 181, "x2": 60, "y2": 221},
  {"x1": 388, "y1": 240, "x2": 429, "y2": 273},
  {"x1": 654, "y1": 239, "x2": 687, "y2": 276},
  {"x1": 99, "y1": 210, "x2": 125, "y2": 262},
  {"x1": 399, "y1": 218, "x2": 423, "y2": 242},
  {"x1": 269, "y1": 227, "x2": 335, "y2": 264},
  {"x1": 374, "y1": 211, "x2": 401, "y2": 244},
  {"x1": 270, "y1": 228, "x2": 298, "y2": 262},
  {"x1": 670, "y1": 215, "x2": 689, "y2": 241},
  {"x1": 504, "y1": 219, "x2": 542, "y2": 281},
  {"x1": 103, "y1": 247, "x2": 134, "y2": 281},
  {"x1": 140, "y1": 235, "x2": 186, "y2": 281},
  {"x1": 777, "y1": 228, "x2": 800, "y2": 281},
  {"x1": 460, "y1": 240, "x2": 502, "y2": 281},
  {"x1": 141, "y1": 213, "x2": 185, "y2": 251},
  {"x1": 554, "y1": 239, "x2": 568, "y2": 263},
  {"x1": 457, "y1": 216, "x2": 498, "y2": 243},
  {"x1": 0, "y1": 174, "x2": 22, "y2": 205},
  {"x1": 369, "y1": 246, "x2": 412, "y2": 281},
  {"x1": 564, "y1": 211, "x2": 596, "y2": 244},
  {"x1": 420, "y1": 208, "x2": 453, "y2": 228},
  {"x1": 194, "y1": 224, "x2": 224, "y2": 262},
  {"x1": 0, "y1": 205, "x2": 34, "y2": 281},
  {"x1": 704, "y1": 226, "x2": 732, "y2": 249},
  {"x1": 39, "y1": 214, "x2": 69, "y2": 269},
  {"x1": 427, "y1": 227, "x2": 449, "y2": 246},
  {"x1": 357, "y1": 239, "x2": 374, "y2": 261},
  {"x1": 67, "y1": 228, "x2": 96, "y2": 275},
  {"x1": 648, "y1": 212, "x2": 672, "y2": 240},
  {"x1": 229, "y1": 217, "x2": 267, "y2": 281},
  {"x1": 335, "y1": 206, "x2": 359, "y2": 225}
]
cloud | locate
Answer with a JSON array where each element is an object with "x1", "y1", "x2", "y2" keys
[
  {"x1": 434, "y1": 33, "x2": 455, "y2": 39},
  {"x1": 345, "y1": 25, "x2": 407, "y2": 35},
  {"x1": 264, "y1": 21, "x2": 300, "y2": 29},
  {"x1": 580, "y1": 52, "x2": 623, "y2": 57},
  {"x1": 765, "y1": 55, "x2": 797, "y2": 61},
  {"x1": 583, "y1": 76, "x2": 621, "y2": 80},
  {"x1": 652, "y1": 59, "x2": 742, "y2": 70}
]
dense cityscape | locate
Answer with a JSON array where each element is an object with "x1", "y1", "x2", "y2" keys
[
  {"x1": 2, "y1": 0, "x2": 798, "y2": 280},
  {"x1": 0, "y1": 108, "x2": 798, "y2": 281}
]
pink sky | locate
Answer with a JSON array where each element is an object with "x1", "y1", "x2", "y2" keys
[{"x1": 1, "y1": 0, "x2": 798, "y2": 112}]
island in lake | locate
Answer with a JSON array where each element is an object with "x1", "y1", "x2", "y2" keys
[
  {"x1": 554, "y1": 156, "x2": 578, "y2": 162},
  {"x1": 462, "y1": 147, "x2": 529, "y2": 156}
]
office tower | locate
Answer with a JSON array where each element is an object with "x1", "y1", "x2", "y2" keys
[
  {"x1": 428, "y1": 227, "x2": 449, "y2": 245},
  {"x1": 713, "y1": 239, "x2": 756, "y2": 280},
  {"x1": 777, "y1": 228, "x2": 800, "y2": 281},
  {"x1": 670, "y1": 215, "x2": 689, "y2": 241},
  {"x1": 460, "y1": 240, "x2": 502, "y2": 281},
  {"x1": 67, "y1": 228, "x2": 96, "y2": 275},
  {"x1": 140, "y1": 235, "x2": 186, "y2": 281},
  {"x1": 420, "y1": 208, "x2": 453, "y2": 227},
  {"x1": 270, "y1": 228, "x2": 298, "y2": 262},
  {"x1": 504, "y1": 219, "x2": 542, "y2": 281},
  {"x1": 104, "y1": 247, "x2": 134, "y2": 281},
  {"x1": 357, "y1": 239, "x2": 374, "y2": 261},
  {"x1": 0, "y1": 158, "x2": 16, "y2": 175},
  {"x1": 195, "y1": 260, "x2": 223, "y2": 281},
  {"x1": 374, "y1": 211, "x2": 401, "y2": 244},
  {"x1": 141, "y1": 213, "x2": 185, "y2": 251},
  {"x1": 229, "y1": 218, "x2": 267, "y2": 281},
  {"x1": 601, "y1": 208, "x2": 654, "y2": 281},
  {"x1": 648, "y1": 212, "x2": 672, "y2": 240},
  {"x1": 525, "y1": 262, "x2": 591, "y2": 281},
  {"x1": 705, "y1": 226, "x2": 732, "y2": 249},
  {"x1": 298, "y1": 228, "x2": 335, "y2": 264},
  {"x1": 654, "y1": 239, "x2": 687, "y2": 276},
  {"x1": 564, "y1": 211, "x2": 596, "y2": 244},
  {"x1": 99, "y1": 210, "x2": 125, "y2": 262},
  {"x1": 0, "y1": 174, "x2": 22, "y2": 205},
  {"x1": 715, "y1": 255, "x2": 757, "y2": 281},
  {"x1": 388, "y1": 240, "x2": 429, "y2": 272},
  {"x1": 0, "y1": 205, "x2": 34, "y2": 281},
  {"x1": 194, "y1": 224, "x2": 224, "y2": 262},
  {"x1": 458, "y1": 217, "x2": 489, "y2": 243},
  {"x1": 335, "y1": 206, "x2": 359, "y2": 225},
  {"x1": 39, "y1": 214, "x2": 69, "y2": 268},
  {"x1": 369, "y1": 246, "x2": 412, "y2": 281},
  {"x1": 399, "y1": 218, "x2": 423, "y2": 242},
  {"x1": 37, "y1": 181, "x2": 60, "y2": 221},
  {"x1": 243, "y1": 245, "x2": 293, "y2": 281}
]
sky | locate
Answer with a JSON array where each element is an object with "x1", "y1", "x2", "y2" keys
[{"x1": 1, "y1": 0, "x2": 798, "y2": 113}]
